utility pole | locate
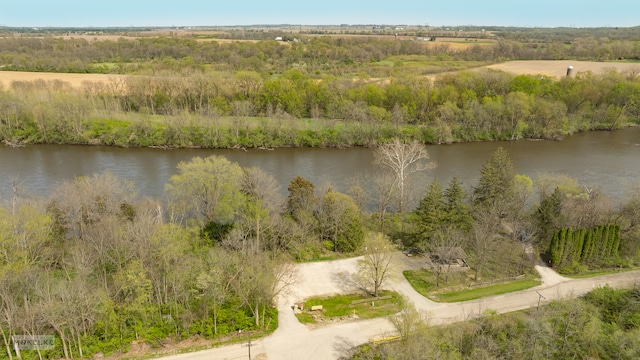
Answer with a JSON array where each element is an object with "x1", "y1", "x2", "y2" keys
[
  {"x1": 536, "y1": 291, "x2": 546, "y2": 311},
  {"x1": 243, "y1": 335, "x2": 252, "y2": 360}
]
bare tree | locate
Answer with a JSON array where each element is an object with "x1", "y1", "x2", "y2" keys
[
  {"x1": 423, "y1": 229, "x2": 467, "y2": 287},
  {"x1": 468, "y1": 209, "x2": 502, "y2": 281},
  {"x1": 48, "y1": 172, "x2": 137, "y2": 239},
  {"x1": 241, "y1": 167, "x2": 284, "y2": 215},
  {"x1": 371, "y1": 172, "x2": 398, "y2": 230},
  {"x1": 356, "y1": 233, "x2": 397, "y2": 297},
  {"x1": 388, "y1": 300, "x2": 428, "y2": 341},
  {"x1": 374, "y1": 138, "x2": 436, "y2": 213},
  {"x1": 0, "y1": 276, "x2": 20, "y2": 360},
  {"x1": 232, "y1": 253, "x2": 298, "y2": 328}
]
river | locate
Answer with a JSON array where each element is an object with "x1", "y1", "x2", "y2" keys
[{"x1": 1, "y1": 128, "x2": 639, "y2": 205}]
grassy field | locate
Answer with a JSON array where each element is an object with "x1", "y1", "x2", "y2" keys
[
  {"x1": 403, "y1": 269, "x2": 541, "y2": 303},
  {"x1": 562, "y1": 266, "x2": 639, "y2": 279},
  {"x1": 433, "y1": 279, "x2": 542, "y2": 302},
  {"x1": 294, "y1": 291, "x2": 403, "y2": 325}
]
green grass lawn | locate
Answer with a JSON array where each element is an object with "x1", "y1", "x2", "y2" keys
[
  {"x1": 403, "y1": 269, "x2": 541, "y2": 303},
  {"x1": 433, "y1": 279, "x2": 541, "y2": 302},
  {"x1": 561, "y1": 266, "x2": 639, "y2": 279},
  {"x1": 294, "y1": 291, "x2": 403, "y2": 324}
]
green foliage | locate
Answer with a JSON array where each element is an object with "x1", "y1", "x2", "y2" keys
[
  {"x1": 3, "y1": 36, "x2": 640, "y2": 148},
  {"x1": 200, "y1": 221, "x2": 234, "y2": 244},
  {"x1": 536, "y1": 187, "x2": 564, "y2": 245},
  {"x1": 549, "y1": 224, "x2": 622, "y2": 272},
  {"x1": 413, "y1": 179, "x2": 445, "y2": 243},
  {"x1": 442, "y1": 177, "x2": 473, "y2": 231},
  {"x1": 403, "y1": 269, "x2": 540, "y2": 302},
  {"x1": 473, "y1": 147, "x2": 516, "y2": 215},
  {"x1": 350, "y1": 286, "x2": 640, "y2": 360},
  {"x1": 434, "y1": 279, "x2": 541, "y2": 303},
  {"x1": 165, "y1": 155, "x2": 243, "y2": 223},
  {"x1": 411, "y1": 177, "x2": 472, "y2": 249},
  {"x1": 295, "y1": 291, "x2": 402, "y2": 322},
  {"x1": 318, "y1": 190, "x2": 365, "y2": 253},
  {"x1": 286, "y1": 176, "x2": 316, "y2": 220}
]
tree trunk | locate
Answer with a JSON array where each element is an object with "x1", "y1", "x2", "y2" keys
[
  {"x1": 252, "y1": 218, "x2": 261, "y2": 255},
  {"x1": 378, "y1": 208, "x2": 386, "y2": 232},
  {"x1": 12, "y1": 337, "x2": 21, "y2": 360},
  {"x1": 0, "y1": 328, "x2": 13, "y2": 360},
  {"x1": 213, "y1": 301, "x2": 218, "y2": 335},
  {"x1": 254, "y1": 301, "x2": 260, "y2": 327},
  {"x1": 77, "y1": 332, "x2": 83, "y2": 358},
  {"x1": 58, "y1": 331, "x2": 69, "y2": 359}
]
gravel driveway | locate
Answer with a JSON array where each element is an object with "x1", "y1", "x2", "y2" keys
[{"x1": 159, "y1": 253, "x2": 640, "y2": 360}]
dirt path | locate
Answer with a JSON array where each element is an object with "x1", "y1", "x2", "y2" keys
[{"x1": 157, "y1": 254, "x2": 640, "y2": 360}]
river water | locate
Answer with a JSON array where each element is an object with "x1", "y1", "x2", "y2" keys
[{"x1": 1, "y1": 128, "x2": 639, "y2": 205}]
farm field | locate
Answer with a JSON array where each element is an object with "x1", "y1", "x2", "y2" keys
[
  {"x1": 3, "y1": 60, "x2": 639, "y2": 90},
  {"x1": 0, "y1": 70, "x2": 124, "y2": 88},
  {"x1": 487, "y1": 60, "x2": 640, "y2": 78}
]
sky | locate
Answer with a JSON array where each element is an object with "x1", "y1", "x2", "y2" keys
[{"x1": 1, "y1": 0, "x2": 639, "y2": 28}]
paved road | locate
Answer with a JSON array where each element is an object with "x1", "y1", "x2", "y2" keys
[{"x1": 159, "y1": 254, "x2": 640, "y2": 360}]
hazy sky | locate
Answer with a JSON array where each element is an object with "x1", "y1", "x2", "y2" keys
[{"x1": 1, "y1": 0, "x2": 638, "y2": 28}]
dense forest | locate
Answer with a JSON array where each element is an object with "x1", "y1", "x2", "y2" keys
[{"x1": 1, "y1": 63, "x2": 640, "y2": 148}]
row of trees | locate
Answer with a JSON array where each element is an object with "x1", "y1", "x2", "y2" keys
[
  {"x1": 2, "y1": 67, "x2": 640, "y2": 148},
  {"x1": 549, "y1": 225, "x2": 621, "y2": 272},
  {"x1": 1, "y1": 31, "x2": 639, "y2": 75},
  {"x1": 405, "y1": 145, "x2": 639, "y2": 282}
]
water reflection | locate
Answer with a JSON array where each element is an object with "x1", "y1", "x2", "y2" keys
[{"x1": 1, "y1": 128, "x2": 638, "y2": 205}]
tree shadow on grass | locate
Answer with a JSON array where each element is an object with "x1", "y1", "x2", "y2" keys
[{"x1": 330, "y1": 270, "x2": 367, "y2": 295}]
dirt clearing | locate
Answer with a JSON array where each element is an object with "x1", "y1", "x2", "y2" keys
[{"x1": 486, "y1": 60, "x2": 640, "y2": 78}]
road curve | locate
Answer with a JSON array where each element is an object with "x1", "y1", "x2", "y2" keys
[{"x1": 158, "y1": 254, "x2": 640, "y2": 360}]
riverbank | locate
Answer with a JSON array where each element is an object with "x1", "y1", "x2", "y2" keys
[{"x1": 3, "y1": 113, "x2": 637, "y2": 150}]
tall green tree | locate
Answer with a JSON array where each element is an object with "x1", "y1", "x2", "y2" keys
[
  {"x1": 536, "y1": 187, "x2": 564, "y2": 246},
  {"x1": 473, "y1": 147, "x2": 516, "y2": 217},
  {"x1": 413, "y1": 180, "x2": 446, "y2": 246},
  {"x1": 317, "y1": 190, "x2": 365, "y2": 252},
  {"x1": 413, "y1": 178, "x2": 472, "y2": 250},
  {"x1": 286, "y1": 176, "x2": 316, "y2": 222},
  {"x1": 165, "y1": 155, "x2": 243, "y2": 224},
  {"x1": 443, "y1": 177, "x2": 473, "y2": 233}
]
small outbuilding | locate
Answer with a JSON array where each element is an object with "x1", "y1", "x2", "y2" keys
[{"x1": 432, "y1": 247, "x2": 468, "y2": 267}]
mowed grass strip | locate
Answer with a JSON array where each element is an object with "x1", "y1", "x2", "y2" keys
[
  {"x1": 403, "y1": 270, "x2": 540, "y2": 303},
  {"x1": 433, "y1": 279, "x2": 541, "y2": 302},
  {"x1": 562, "y1": 266, "x2": 639, "y2": 279},
  {"x1": 295, "y1": 291, "x2": 402, "y2": 324}
]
